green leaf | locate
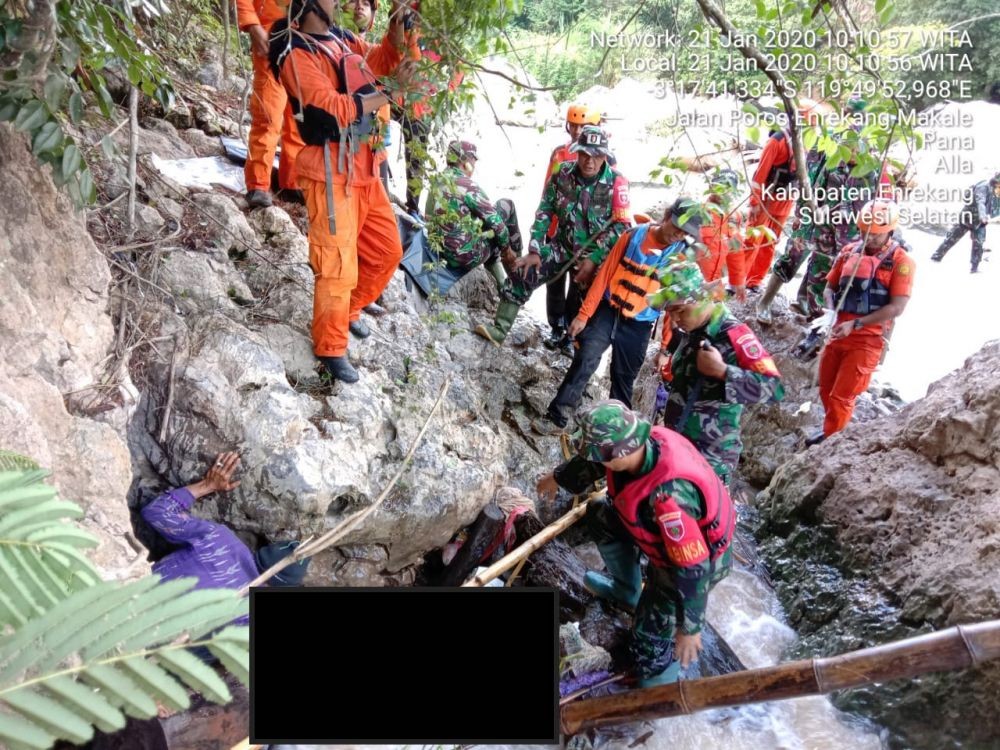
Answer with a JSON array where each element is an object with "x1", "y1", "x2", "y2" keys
[
  {"x1": 156, "y1": 648, "x2": 232, "y2": 704},
  {"x1": 0, "y1": 710, "x2": 54, "y2": 750},
  {"x1": 43, "y1": 676, "x2": 124, "y2": 734},
  {"x1": 61, "y1": 144, "x2": 82, "y2": 181},
  {"x1": 13, "y1": 101, "x2": 47, "y2": 134},
  {"x1": 206, "y1": 639, "x2": 249, "y2": 685},
  {"x1": 32, "y1": 122, "x2": 63, "y2": 156},
  {"x1": 100, "y1": 135, "x2": 116, "y2": 161},
  {"x1": 0, "y1": 98, "x2": 19, "y2": 122},
  {"x1": 3, "y1": 687, "x2": 95, "y2": 745},
  {"x1": 42, "y1": 74, "x2": 66, "y2": 112},
  {"x1": 78, "y1": 168, "x2": 96, "y2": 205},
  {"x1": 120, "y1": 656, "x2": 190, "y2": 712},
  {"x1": 82, "y1": 664, "x2": 159, "y2": 718},
  {"x1": 68, "y1": 92, "x2": 84, "y2": 124}
]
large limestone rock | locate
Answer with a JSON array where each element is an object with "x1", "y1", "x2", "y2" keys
[
  {"x1": 125, "y1": 193, "x2": 581, "y2": 585},
  {"x1": 0, "y1": 125, "x2": 137, "y2": 577},
  {"x1": 757, "y1": 340, "x2": 1000, "y2": 748}
]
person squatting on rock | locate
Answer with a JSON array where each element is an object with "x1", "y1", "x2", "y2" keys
[
  {"x1": 237, "y1": 0, "x2": 306, "y2": 208},
  {"x1": 537, "y1": 401, "x2": 735, "y2": 686},
  {"x1": 759, "y1": 138, "x2": 893, "y2": 322},
  {"x1": 140, "y1": 452, "x2": 310, "y2": 658},
  {"x1": 810, "y1": 199, "x2": 914, "y2": 444},
  {"x1": 652, "y1": 260, "x2": 784, "y2": 486},
  {"x1": 742, "y1": 128, "x2": 796, "y2": 290},
  {"x1": 932, "y1": 173, "x2": 1000, "y2": 273},
  {"x1": 426, "y1": 140, "x2": 522, "y2": 289},
  {"x1": 475, "y1": 125, "x2": 631, "y2": 347},
  {"x1": 697, "y1": 169, "x2": 747, "y2": 303},
  {"x1": 269, "y1": 0, "x2": 414, "y2": 383},
  {"x1": 530, "y1": 199, "x2": 702, "y2": 437}
]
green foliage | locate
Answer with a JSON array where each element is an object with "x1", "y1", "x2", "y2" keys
[
  {"x1": 0, "y1": 0, "x2": 174, "y2": 206},
  {"x1": 0, "y1": 467, "x2": 249, "y2": 749}
]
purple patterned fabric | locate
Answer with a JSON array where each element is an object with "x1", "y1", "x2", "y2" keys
[{"x1": 141, "y1": 488, "x2": 257, "y2": 625}]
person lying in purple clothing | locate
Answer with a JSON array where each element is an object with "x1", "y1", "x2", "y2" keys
[{"x1": 141, "y1": 451, "x2": 309, "y2": 628}]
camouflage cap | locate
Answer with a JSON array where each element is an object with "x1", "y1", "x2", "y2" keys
[
  {"x1": 572, "y1": 399, "x2": 651, "y2": 463},
  {"x1": 647, "y1": 258, "x2": 712, "y2": 309},
  {"x1": 446, "y1": 140, "x2": 478, "y2": 165},
  {"x1": 570, "y1": 125, "x2": 611, "y2": 157}
]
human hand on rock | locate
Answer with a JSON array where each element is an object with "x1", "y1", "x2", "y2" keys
[{"x1": 190, "y1": 451, "x2": 241, "y2": 499}]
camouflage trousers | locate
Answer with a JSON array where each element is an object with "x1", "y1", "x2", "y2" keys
[
  {"x1": 586, "y1": 498, "x2": 732, "y2": 678},
  {"x1": 499, "y1": 242, "x2": 572, "y2": 305},
  {"x1": 770, "y1": 234, "x2": 834, "y2": 318},
  {"x1": 441, "y1": 198, "x2": 523, "y2": 272}
]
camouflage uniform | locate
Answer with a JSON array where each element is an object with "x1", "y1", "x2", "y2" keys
[
  {"x1": 500, "y1": 159, "x2": 631, "y2": 305},
  {"x1": 554, "y1": 402, "x2": 732, "y2": 680},
  {"x1": 773, "y1": 154, "x2": 884, "y2": 317},
  {"x1": 648, "y1": 261, "x2": 785, "y2": 485},
  {"x1": 932, "y1": 178, "x2": 1000, "y2": 272},
  {"x1": 428, "y1": 166, "x2": 519, "y2": 271}
]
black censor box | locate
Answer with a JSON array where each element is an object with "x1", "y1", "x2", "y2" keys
[{"x1": 251, "y1": 588, "x2": 560, "y2": 744}]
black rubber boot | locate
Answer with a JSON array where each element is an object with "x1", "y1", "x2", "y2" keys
[
  {"x1": 349, "y1": 320, "x2": 371, "y2": 338},
  {"x1": 319, "y1": 356, "x2": 359, "y2": 384}
]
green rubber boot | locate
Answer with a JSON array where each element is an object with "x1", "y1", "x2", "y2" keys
[
  {"x1": 475, "y1": 300, "x2": 521, "y2": 346},
  {"x1": 583, "y1": 541, "x2": 642, "y2": 610},
  {"x1": 486, "y1": 259, "x2": 507, "y2": 292},
  {"x1": 637, "y1": 660, "x2": 681, "y2": 688}
]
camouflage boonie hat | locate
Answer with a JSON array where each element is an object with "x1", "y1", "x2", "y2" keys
[
  {"x1": 572, "y1": 400, "x2": 651, "y2": 463},
  {"x1": 647, "y1": 258, "x2": 711, "y2": 310},
  {"x1": 570, "y1": 125, "x2": 611, "y2": 157}
]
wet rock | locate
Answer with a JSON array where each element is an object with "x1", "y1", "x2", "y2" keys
[{"x1": 756, "y1": 340, "x2": 1000, "y2": 749}]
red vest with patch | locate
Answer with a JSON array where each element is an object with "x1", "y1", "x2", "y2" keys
[{"x1": 607, "y1": 426, "x2": 735, "y2": 569}]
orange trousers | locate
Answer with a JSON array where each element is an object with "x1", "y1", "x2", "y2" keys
[
  {"x1": 246, "y1": 52, "x2": 304, "y2": 192},
  {"x1": 302, "y1": 175, "x2": 403, "y2": 357},
  {"x1": 744, "y1": 200, "x2": 793, "y2": 287},
  {"x1": 818, "y1": 334, "x2": 884, "y2": 436}
]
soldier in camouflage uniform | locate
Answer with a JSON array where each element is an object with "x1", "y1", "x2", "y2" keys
[
  {"x1": 760, "y1": 138, "x2": 888, "y2": 321},
  {"x1": 651, "y1": 260, "x2": 784, "y2": 486},
  {"x1": 474, "y1": 126, "x2": 631, "y2": 346},
  {"x1": 536, "y1": 400, "x2": 735, "y2": 686},
  {"x1": 427, "y1": 140, "x2": 522, "y2": 289}
]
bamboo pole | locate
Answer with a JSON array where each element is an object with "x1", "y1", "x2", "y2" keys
[
  {"x1": 239, "y1": 375, "x2": 451, "y2": 594},
  {"x1": 561, "y1": 619, "x2": 1000, "y2": 735},
  {"x1": 462, "y1": 493, "x2": 601, "y2": 587}
]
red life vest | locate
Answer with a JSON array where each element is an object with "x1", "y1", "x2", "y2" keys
[
  {"x1": 606, "y1": 426, "x2": 734, "y2": 569},
  {"x1": 837, "y1": 239, "x2": 903, "y2": 316}
]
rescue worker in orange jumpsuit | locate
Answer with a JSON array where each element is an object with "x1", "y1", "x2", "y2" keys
[
  {"x1": 743, "y1": 129, "x2": 796, "y2": 290},
  {"x1": 810, "y1": 199, "x2": 914, "y2": 444},
  {"x1": 697, "y1": 169, "x2": 747, "y2": 302},
  {"x1": 237, "y1": 0, "x2": 306, "y2": 208},
  {"x1": 542, "y1": 104, "x2": 602, "y2": 352},
  {"x1": 269, "y1": 0, "x2": 412, "y2": 383}
]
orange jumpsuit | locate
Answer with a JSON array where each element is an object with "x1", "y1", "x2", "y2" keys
[
  {"x1": 279, "y1": 31, "x2": 404, "y2": 357},
  {"x1": 698, "y1": 207, "x2": 746, "y2": 287},
  {"x1": 236, "y1": 0, "x2": 304, "y2": 193},
  {"x1": 744, "y1": 134, "x2": 795, "y2": 287},
  {"x1": 818, "y1": 244, "x2": 914, "y2": 436}
]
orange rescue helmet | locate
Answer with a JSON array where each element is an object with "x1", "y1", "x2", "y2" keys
[
  {"x1": 857, "y1": 198, "x2": 899, "y2": 234},
  {"x1": 566, "y1": 104, "x2": 601, "y2": 126}
]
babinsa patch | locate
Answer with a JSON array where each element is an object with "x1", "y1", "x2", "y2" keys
[{"x1": 658, "y1": 510, "x2": 685, "y2": 542}]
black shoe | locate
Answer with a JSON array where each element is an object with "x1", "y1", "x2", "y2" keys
[
  {"x1": 349, "y1": 319, "x2": 371, "y2": 338},
  {"x1": 363, "y1": 302, "x2": 388, "y2": 317},
  {"x1": 746, "y1": 286, "x2": 761, "y2": 295},
  {"x1": 971, "y1": 266, "x2": 979, "y2": 274},
  {"x1": 930, "y1": 253, "x2": 943, "y2": 262},
  {"x1": 246, "y1": 189, "x2": 273, "y2": 208},
  {"x1": 531, "y1": 415, "x2": 566, "y2": 436},
  {"x1": 804, "y1": 430, "x2": 826, "y2": 447},
  {"x1": 275, "y1": 188, "x2": 305, "y2": 205},
  {"x1": 543, "y1": 329, "x2": 566, "y2": 350},
  {"x1": 319, "y1": 356, "x2": 359, "y2": 383},
  {"x1": 559, "y1": 337, "x2": 575, "y2": 358}
]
